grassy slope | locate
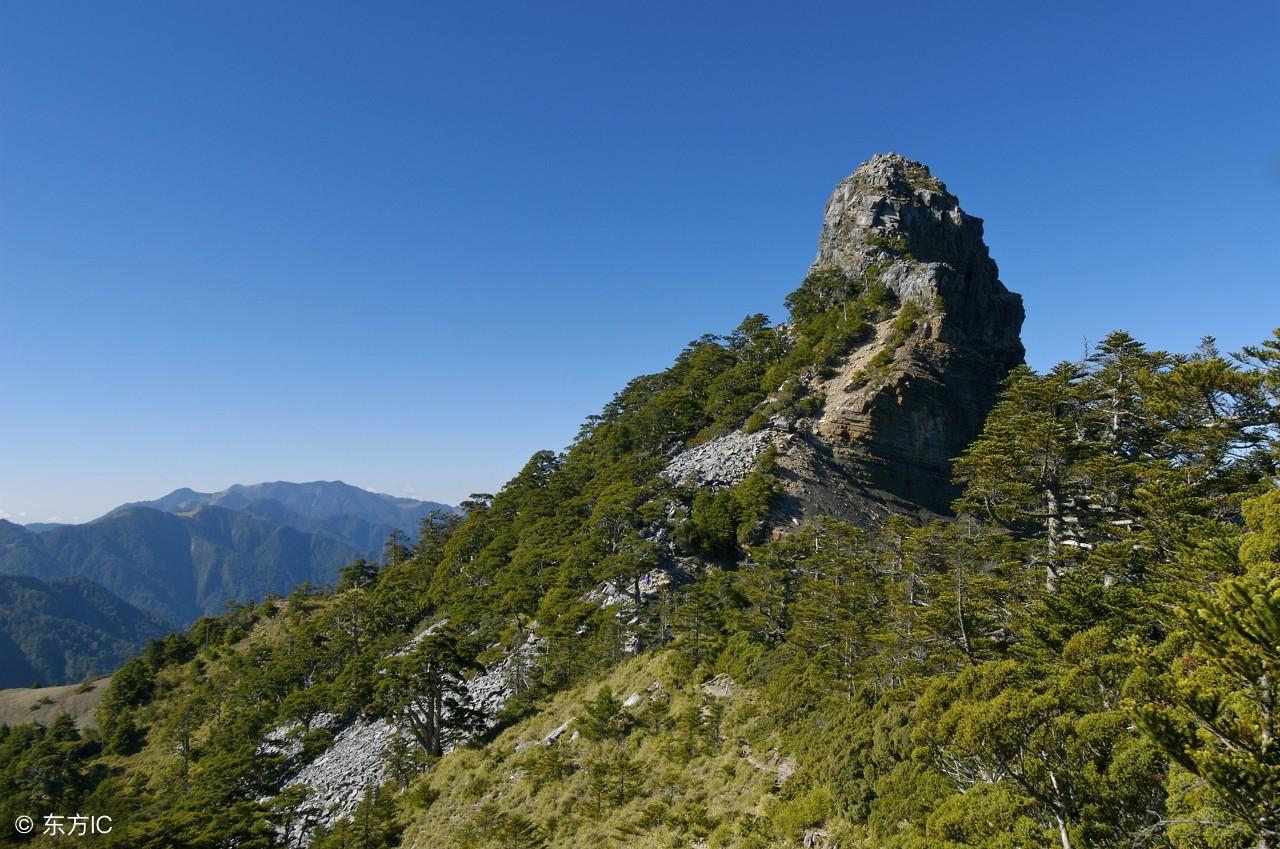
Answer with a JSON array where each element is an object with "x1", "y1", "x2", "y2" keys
[
  {"x1": 0, "y1": 677, "x2": 110, "y2": 730},
  {"x1": 400, "y1": 652, "x2": 798, "y2": 849}
]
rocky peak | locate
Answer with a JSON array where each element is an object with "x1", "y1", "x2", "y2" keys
[
  {"x1": 766, "y1": 153, "x2": 1026, "y2": 518},
  {"x1": 662, "y1": 155, "x2": 1022, "y2": 526},
  {"x1": 813, "y1": 153, "x2": 1024, "y2": 357},
  {"x1": 660, "y1": 155, "x2": 1025, "y2": 522}
]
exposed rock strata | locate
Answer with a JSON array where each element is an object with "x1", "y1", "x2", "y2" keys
[{"x1": 775, "y1": 153, "x2": 1024, "y2": 520}]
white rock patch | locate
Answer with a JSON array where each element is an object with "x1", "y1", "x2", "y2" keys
[
  {"x1": 662, "y1": 430, "x2": 772, "y2": 490},
  {"x1": 267, "y1": 634, "x2": 544, "y2": 846}
]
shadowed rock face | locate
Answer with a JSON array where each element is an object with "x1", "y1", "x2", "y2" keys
[{"x1": 772, "y1": 154, "x2": 1025, "y2": 521}]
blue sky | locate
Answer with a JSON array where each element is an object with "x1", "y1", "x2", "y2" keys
[{"x1": 2, "y1": 1, "x2": 1277, "y2": 522}]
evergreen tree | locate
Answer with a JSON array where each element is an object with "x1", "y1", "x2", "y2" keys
[
  {"x1": 310, "y1": 786, "x2": 403, "y2": 849},
  {"x1": 377, "y1": 631, "x2": 483, "y2": 757},
  {"x1": 578, "y1": 686, "x2": 625, "y2": 741},
  {"x1": 954, "y1": 363, "x2": 1096, "y2": 588},
  {"x1": 1138, "y1": 487, "x2": 1280, "y2": 849},
  {"x1": 337, "y1": 557, "x2": 379, "y2": 591}
]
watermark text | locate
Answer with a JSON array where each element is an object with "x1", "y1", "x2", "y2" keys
[{"x1": 13, "y1": 814, "x2": 112, "y2": 837}]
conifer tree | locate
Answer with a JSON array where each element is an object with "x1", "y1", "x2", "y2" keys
[
  {"x1": 377, "y1": 632, "x2": 482, "y2": 757},
  {"x1": 1139, "y1": 487, "x2": 1280, "y2": 849},
  {"x1": 954, "y1": 363, "x2": 1095, "y2": 588}
]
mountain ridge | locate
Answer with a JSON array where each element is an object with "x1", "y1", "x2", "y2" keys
[
  {"x1": 12, "y1": 157, "x2": 1270, "y2": 849},
  {"x1": 104, "y1": 480, "x2": 455, "y2": 536},
  {"x1": 0, "y1": 506, "x2": 363, "y2": 626}
]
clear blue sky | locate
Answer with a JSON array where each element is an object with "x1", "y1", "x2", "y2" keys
[{"x1": 2, "y1": 1, "x2": 1277, "y2": 523}]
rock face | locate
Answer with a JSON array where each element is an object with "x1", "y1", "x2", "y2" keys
[
  {"x1": 284, "y1": 717, "x2": 393, "y2": 842},
  {"x1": 771, "y1": 153, "x2": 1024, "y2": 520},
  {"x1": 813, "y1": 154, "x2": 1023, "y2": 353}
]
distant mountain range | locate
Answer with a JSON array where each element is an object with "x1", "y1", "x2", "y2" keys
[
  {"x1": 106, "y1": 480, "x2": 453, "y2": 540},
  {"x1": 0, "y1": 507, "x2": 365, "y2": 627},
  {"x1": 103, "y1": 480, "x2": 454, "y2": 552},
  {"x1": 0, "y1": 482, "x2": 455, "y2": 683},
  {"x1": 0, "y1": 573, "x2": 171, "y2": 688}
]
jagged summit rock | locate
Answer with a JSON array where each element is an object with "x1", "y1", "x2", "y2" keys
[
  {"x1": 813, "y1": 153, "x2": 1024, "y2": 356},
  {"x1": 775, "y1": 153, "x2": 1025, "y2": 519},
  {"x1": 663, "y1": 154, "x2": 1025, "y2": 523}
]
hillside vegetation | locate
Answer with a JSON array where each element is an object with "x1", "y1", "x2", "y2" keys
[
  {"x1": 3, "y1": 150, "x2": 1278, "y2": 849},
  {"x1": 4, "y1": 300, "x2": 1278, "y2": 849}
]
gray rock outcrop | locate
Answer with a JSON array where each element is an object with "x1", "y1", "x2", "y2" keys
[
  {"x1": 286, "y1": 717, "x2": 393, "y2": 839},
  {"x1": 813, "y1": 153, "x2": 1023, "y2": 355},
  {"x1": 662, "y1": 429, "x2": 773, "y2": 490},
  {"x1": 768, "y1": 153, "x2": 1025, "y2": 521}
]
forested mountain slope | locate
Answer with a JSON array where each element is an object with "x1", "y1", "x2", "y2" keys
[
  {"x1": 0, "y1": 574, "x2": 170, "y2": 687},
  {"x1": 0, "y1": 506, "x2": 362, "y2": 626},
  {"x1": 4, "y1": 156, "x2": 1279, "y2": 849}
]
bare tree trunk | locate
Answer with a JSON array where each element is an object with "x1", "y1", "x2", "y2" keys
[
  {"x1": 1047, "y1": 768, "x2": 1072, "y2": 849},
  {"x1": 956, "y1": 571, "x2": 974, "y2": 664},
  {"x1": 1055, "y1": 812, "x2": 1072, "y2": 849},
  {"x1": 1044, "y1": 486, "x2": 1063, "y2": 591}
]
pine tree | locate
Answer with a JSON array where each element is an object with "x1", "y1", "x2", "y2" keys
[
  {"x1": 377, "y1": 632, "x2": 483, "y2": 757},
  {"x1": 578, "y1": 686, "x2": 624, "y2": 741},
  {"x1": 1239, "y1": 328, "x2": 1280, "y2": 416},
  {"x1": 786, "y1": 519, "x2": 882, "y2": 697},
  {"x1": 310, "y1": 786, "x2": 403, "y2": 849},
  {"x1": 1138, "y1": 488, "x2": 1280, "y2": 849},
  {"x1": 954, "y1": 363, "x2": 1096, "y2": 588},
  {"x1": 337, "y1": 557, "x2": 380, "y2": 591}
]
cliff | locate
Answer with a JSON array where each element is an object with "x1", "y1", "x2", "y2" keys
[{"x1": 667, "y1": 153, "x2": 1025, "y2": 522}]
